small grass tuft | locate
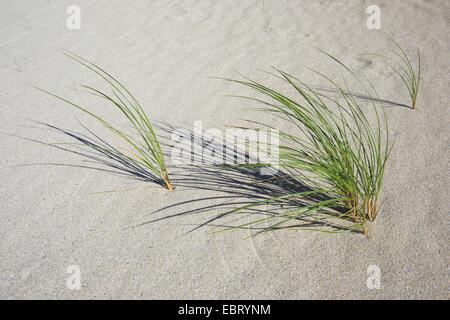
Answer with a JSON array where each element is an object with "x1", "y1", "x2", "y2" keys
[{"x1": 366, "y1": 39, "x2": 421, "y2": 109}]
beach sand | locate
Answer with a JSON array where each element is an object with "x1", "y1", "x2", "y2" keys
[{"x1": 0, "y1": 0, "x2": 448, "y2": 299}]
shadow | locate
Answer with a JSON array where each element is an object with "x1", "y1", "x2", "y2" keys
[
  {"x1": 10, "y1": 120, "x2": 165, "y2": 186},
  {"x1": 14, "y1": 120, "x2": 361, "y2": 235},
  {"x1": 141, "y1": 123, "x2": 360, "y2": 235},
  {"x1": 312, "y1": 85, "x2": 411, "y2": 109}
]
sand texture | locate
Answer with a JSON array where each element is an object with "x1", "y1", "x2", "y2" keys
[{"x1": 0, "y1": 0, "x2": 449, "y2": 299}]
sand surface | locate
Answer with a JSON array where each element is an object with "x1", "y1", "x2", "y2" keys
[{"x1": 0, "y1": 0, "x2": 449, "y2": 299}]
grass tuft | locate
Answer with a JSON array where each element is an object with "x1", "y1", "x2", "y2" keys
[
  {"x1": 36, "y1": 52, "x2": 173, "y2": 190},
  {"x1": 219, "y1": 63, "x2": 391, "y2": 235},
  {"x1": 366, "y1": 38, "x2": 421, "y2": 109}
]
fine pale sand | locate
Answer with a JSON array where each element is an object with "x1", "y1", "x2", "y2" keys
[{"x1": 0, "y1": 0, "x2": 448, "y2": 299}]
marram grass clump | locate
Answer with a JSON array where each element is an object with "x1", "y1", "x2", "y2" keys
[
  {"x1": 37, "y1": 52, "x2": 173, "y2": 190},
  {"x1": 220, "y1": 67, "x2": 391, "y2": 235}
]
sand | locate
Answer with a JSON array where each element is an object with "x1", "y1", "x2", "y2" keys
[{"x1": 0, "y1": 0, "x2": 448, "y2": 299}]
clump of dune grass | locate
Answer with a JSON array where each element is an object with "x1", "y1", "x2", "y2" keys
[
  {"x1": 218, "y1": 65, "x2": 391, "y2": 235},
  {"x1": 36, "y1": 52, "x2": 173, "y2": 190},
  {"x1": 367, "y1": 39, "x2": 421, "y2": 109}
]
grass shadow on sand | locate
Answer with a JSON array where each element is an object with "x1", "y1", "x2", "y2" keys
[
  {"x1": 12, "y1": 121, "x2": 366, "y2": 235},
  {"x1": 312, "y1": 85, "x2": 411, "y2": 109},
  {"x1": 10, "y1": 120, "x2": 166, "y2": 186},
  {"x1": 140, "y1": 123, "x2": 362, "y2": 236}
]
